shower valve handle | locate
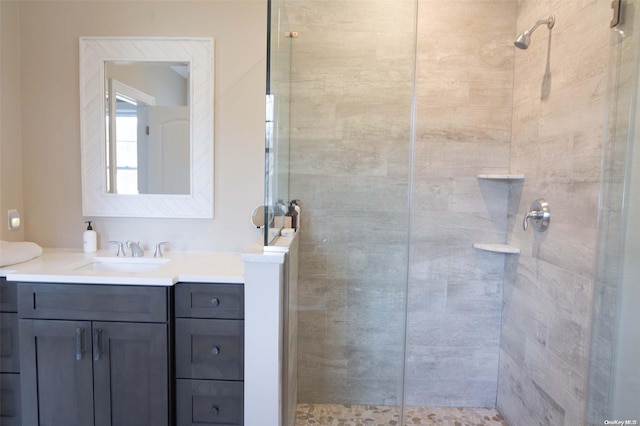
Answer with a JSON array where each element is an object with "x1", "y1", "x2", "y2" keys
[{"x1": 523, "y1": 199, "x2": 551, "y2": 232}]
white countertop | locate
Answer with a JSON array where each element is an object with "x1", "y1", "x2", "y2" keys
[{"x1": 0, "y1": 248, "x2": 244, "y2": 286}]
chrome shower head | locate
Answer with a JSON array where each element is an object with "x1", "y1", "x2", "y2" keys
[{"x1": 514, "y1": 15, "x2": 555, "y2": 49}]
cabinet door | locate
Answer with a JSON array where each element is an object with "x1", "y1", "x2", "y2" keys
[
  {"x1": 19, "y1": 319, "x2": 95, "y2": 426},
  {"x1": 1, "y1": 313, "x2": 20, "y2": 373},
  {"x1": 0, "y1": 373, "x2": 21, "y2": 426},
  {"x1": 0, "y1": 278, "x2": 17, "y2": 312},
  {"x1": 93, "y1": 321, "x2": 169, "y2": 426}
]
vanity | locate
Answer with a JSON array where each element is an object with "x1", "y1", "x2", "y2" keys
[{"x1": 0, "y1": 250, "x2": 246, "y2": 426}]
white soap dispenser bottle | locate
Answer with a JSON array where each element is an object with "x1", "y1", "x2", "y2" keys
[{"x1": 83, "y1": 221, "x2": 97, "y2": 253}]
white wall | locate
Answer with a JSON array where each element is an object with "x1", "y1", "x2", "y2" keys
[{"x1": 11, "y1": 0, "x2": 267, "y2": 252}]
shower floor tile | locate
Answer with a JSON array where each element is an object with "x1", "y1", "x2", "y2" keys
[{"x1": 295, "y1": 403, "x2": 509, "y2": 426}]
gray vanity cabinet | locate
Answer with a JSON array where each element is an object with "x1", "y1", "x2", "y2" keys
[
  {"x1": 19, "y1": 319, "x2": 96, "y2": 425},
  {"x1": 175, "y1": 282, "x2": 244, "y2": 426},
  {"x1": 17, "y1": 282, "x2": 171, "y2": 426},
  {"x1": 0, "y1": 278, "x2": 21, "y2": 426},
  {"x1": 92, "y1": 321, "x2": 169, "y2": 426}
]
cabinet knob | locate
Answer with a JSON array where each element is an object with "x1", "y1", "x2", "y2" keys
[
  {"x1": 210, "y1": 406, "x2": 219, "y2": 415},
  {"x1": 210, "y1": 298, "x2": 220, "y2": 307},
  {"x1": 211, "y1": 345, "x2": 220, "y2": 356}
]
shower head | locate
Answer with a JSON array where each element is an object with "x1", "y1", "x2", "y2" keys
[{"x1": 514, "y1": 15, "x2": 555, "y2": 49}]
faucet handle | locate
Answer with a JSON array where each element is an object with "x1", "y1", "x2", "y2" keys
[
  {"x1": 108, "y1": 241, "x2": 127, "y2": 257},
  {"x1": 154, "y1": 242, "x2": 169, "y2": 258},
  {"x1": 522, "y1": 199, "x2": 551, "y2": 232}
]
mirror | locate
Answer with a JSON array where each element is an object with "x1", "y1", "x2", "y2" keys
[
  {"x1": 80, "y1": 37, "x2": 214, "y2": 218},
  {"x1": 106, "y1": 62, "x2": 190, "y2": 195}
]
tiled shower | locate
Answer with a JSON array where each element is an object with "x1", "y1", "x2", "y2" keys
[{"x1": 270, "y1": 0, "x2": 636, "y2": 425}]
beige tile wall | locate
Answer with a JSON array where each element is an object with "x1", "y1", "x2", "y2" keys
[
  {"x1": 289, "y1": 0, "x2": 518, "y2": 407},
  {"x1": 498, "y1": 1, "x2": 612, "y2": 425},
  {"x1": 288, "y1": 0, "x2": 415, "y2": 406},
  {"x1": 406, "y1": 0, "x2": 517, "y2": 407}
]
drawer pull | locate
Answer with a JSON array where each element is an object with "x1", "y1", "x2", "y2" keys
[
  {"x1": 210, "y1": 406, "x2": 219, "y2": 416},
  {"x1": 210, "y1": 297, "x2": 220, "y2": 307},
  {"x1": 76, "y1": 327, "x2": 85, "y2": 360},
  {"x1": 211, "y1": 345, "x2": 220, "y2": 356},
  {"x1": 93, "y1": 328, "x2": 102, "y2": 361}
]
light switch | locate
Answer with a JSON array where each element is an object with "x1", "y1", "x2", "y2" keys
[{"x1": 8, "y1": 209, "x2": 20, "y2": 230}]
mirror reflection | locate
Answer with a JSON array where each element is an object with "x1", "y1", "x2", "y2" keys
[{"x1": 105, "y1": 61, "x2": 190, "y2": 195}]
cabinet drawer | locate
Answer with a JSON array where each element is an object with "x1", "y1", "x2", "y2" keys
[
  {"x1": 0, "y1": 313, "x2": 19, "y2": 373},
  {"x1": 176, "y1": 379, "x2": 243, "y2": 426},
  {"x1": 0, "y1": 279, "x2": 18, "y2": 313},
  {"x1": 17, "y1": 283, "x2": 168, "y2": 322},
  {"x1": 176, "y1": 283, "x2": 243, "y2": 319},
  {"x1": 0, "y1": 373, "x2": 21, "y2": 426},
  {"x1": 176, "y1": 318, "x2": 244, "y2": 380}
]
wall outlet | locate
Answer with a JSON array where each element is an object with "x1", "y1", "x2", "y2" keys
[{"x1": 8, "y1": 209, "x2": 20, "y2": 231}]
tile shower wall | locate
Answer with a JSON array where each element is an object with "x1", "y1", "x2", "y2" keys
[
  {"x1": 290, "y1": 0, "x2": 517, "y2": 407},
  {"x1": 406, "y1": 0, "x2": 517, "y2": 407},
  {"x1": 498, "y1": 1, "x2": 612, "y2": 425},
  {"x1": 287, "y1": 0, "x2": 416, "y2": 405},
  {"x1": 290, "y1": 0, "x2": 613, "y2": 417}
]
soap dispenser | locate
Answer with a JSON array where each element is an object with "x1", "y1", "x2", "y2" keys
[
  {"x1": 83, "y1": 221, "x2": 97, "y2": 253},
  {"x1": 284, "y1": 201, "x2": 298, "y2": 230},
  {"x1": 291, "y1": 200, "x2": 301, "y2": 229}
]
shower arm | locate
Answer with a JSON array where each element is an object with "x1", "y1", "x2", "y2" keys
[{"x1": 524, "y1": 16, "x2": 555, "y2": 35}]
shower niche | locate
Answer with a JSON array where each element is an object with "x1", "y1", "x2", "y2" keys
[{"x1": 473, "y1": 174, "x2": 524, "y2": 254}]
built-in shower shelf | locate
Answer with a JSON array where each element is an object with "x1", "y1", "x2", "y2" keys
[
  {"x1": 477, "y1": 174, "x2": 524, "y2": 180},
  {"x1": 472, "y1": 243, "x2": 521, "y2": 254}
]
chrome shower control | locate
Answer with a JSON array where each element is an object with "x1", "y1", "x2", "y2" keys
[{"x1": 523, "y1": 199, "x2": 551, "y2": 232}]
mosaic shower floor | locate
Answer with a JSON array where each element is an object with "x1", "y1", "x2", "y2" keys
[{"x1": 296, "y1": 403, "x2": 509, "y2": 426}]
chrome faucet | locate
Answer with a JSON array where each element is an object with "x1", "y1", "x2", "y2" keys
[{"x1": 126, "y1": 241, "x2": 144, "y2": 257}]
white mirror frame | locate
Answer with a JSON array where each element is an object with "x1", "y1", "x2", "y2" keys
[{"x1": 79, "y1": 37, "x2": 214, "y2": 218}]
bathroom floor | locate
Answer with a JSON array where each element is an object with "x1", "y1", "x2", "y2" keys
[{"x1": 295, "y1": 403, "x2": 509, "y2": 426}]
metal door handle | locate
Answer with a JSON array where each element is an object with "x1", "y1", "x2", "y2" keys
[
  {"x1": 93, "y1": 328, "x2": 102, "y2": 361},
  {"x1": 76, "y1": 327, "x2": 85, "y2": 360}
]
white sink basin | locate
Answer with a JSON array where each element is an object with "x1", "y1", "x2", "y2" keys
[{"x1": 75, "y1": 257, "x2": 169, "y2": 273}]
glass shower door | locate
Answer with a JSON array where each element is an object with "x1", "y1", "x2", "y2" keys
[
  {"x1": 265, "y1": 0, "x2": 292, "y2": 246},
  {"x1": 284, "y1": 0, "x2": 418, "y2": 422},
  {"x1": 587, "y1": 0, "x2": 640, "y2": 422}
]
